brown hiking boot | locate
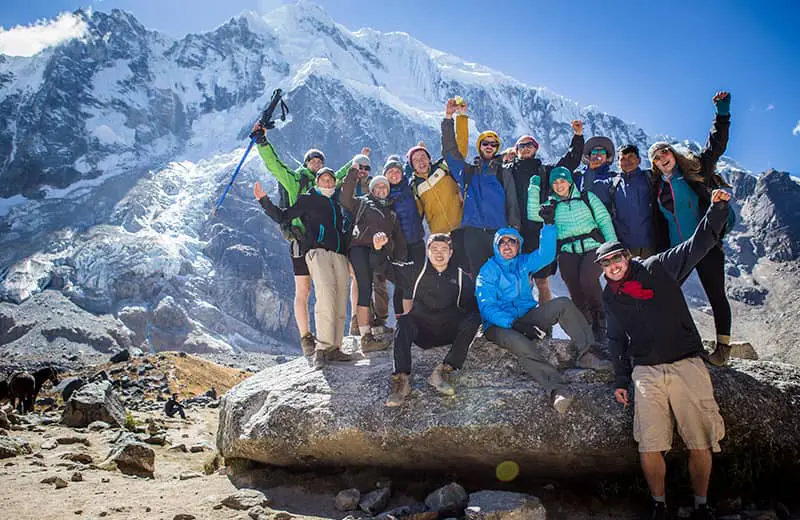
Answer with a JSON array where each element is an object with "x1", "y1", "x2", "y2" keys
[
  {"x1": 576, "y1": 351, "x2": 613, "y2": 371},
  {"x1": 300, "y1": 333, "x2": 316, "y2": 356},
  {"x1": 707, "y1": 343, "x2": 731, "y2": 366},
  {"x1": 427, "y1": 364, "x2": 455, "y2": 396},
  {"x1": 552, "y1": 389, "x2": 574, "y2": 414},
  {"x1": 325, "y1": 348, "x2": 355, "y2": 363},
  {"x1": 312, "y1": 350, "x2": 326, "y2": 370},
  {"x1": 361, "y1": 332, "x2": 390, "y2": 353},
  {"x1": 385, "y1": 373, "x2": 411, "y2": 407}
]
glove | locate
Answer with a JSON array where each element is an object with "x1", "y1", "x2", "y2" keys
[
  {"x1": 529, "y1": 175, "x2": 541, "y2": 188},
  {"x1": 512, "y1": 319, "x2": 546, "y2": 340},
  {"x1": 250, "y1": 125, "x2": 267, "y2": 145},
  {"x1": 538, "y1": 204, "x2": 555, "y2": 225},
  {"x1": 714, "y1": 93, "x2": 731, "y2": 116}
]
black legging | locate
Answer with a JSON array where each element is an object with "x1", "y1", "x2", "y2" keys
[
  {"x1": 349, "y1": 246, "x2": 374, "y2": 307},
  {"x1": 390, "y1": 241, "x2": 426, "y2": 314},
  {"x1": 692, "y1": 245, "x2": 731, "y2": 337},
  {"x1": 557, "y1": 251, "x2": 603, "y2": 323}
]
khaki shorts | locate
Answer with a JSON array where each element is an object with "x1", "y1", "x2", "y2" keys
[{"x1": 632, "y1": 356, "x2": 725, "y2": 453}]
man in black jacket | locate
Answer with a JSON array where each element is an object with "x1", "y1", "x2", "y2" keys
[
  {"x1": 601, "y1": 189, "x2": 731, "y2": 520},
  {"x1": 505, "y1": 121, "x2": 584, "y2": 303},
  {"x1": 372, "y1": 232, "x2": 482, "y2": 407}
]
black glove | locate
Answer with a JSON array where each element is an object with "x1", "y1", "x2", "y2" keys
[
  {"x1": 250, "y1": 124, "x2": 267, "y2": 145},
  {"x1": 538, "y1": 204, "x2": 555, "y2": 225},
  {"x1": 512, "y1": 319, "x2": 545, "y2": 340}
]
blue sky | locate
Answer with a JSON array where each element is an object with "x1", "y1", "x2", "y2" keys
[{"x1": 2, "y1": 0, "x2": 799, "y2": 175}]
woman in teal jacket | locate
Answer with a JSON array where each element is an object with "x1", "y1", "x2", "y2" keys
[{"x1": 528, "y1": 166, "x2": 617, "y2": 340}]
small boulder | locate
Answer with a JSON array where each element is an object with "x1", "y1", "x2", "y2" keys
[
  {"x1": 0, "y1": 436, "x2": 32, "y2": 459},
  {"x1": 60, "y1": 452, "x2": 93, "y2": 465},
  {"x1": 173, "y1": 515, "x2": 196, "y2": 520},
  {"x1": 360, "y1": 487, "x2": 391, "y2": 515},
  {"x1": 335, "y1": 488, "x2": 361, "y2": 511},
  {"x1": 62, "y1": 381, "x2": 126, "y2": 428},
  {"x1": 221, "y1": 489, "x2": 271, "y2": 510},
  {"x1": 71, "y1": 471, "x2": 84, "y2": 482},
  {"x1": 87, "y1": 421, "x2": 111, "y2": 431},
  {"x1": 106, "y1": 436, "x2": 155, "y2": 478},
  {"x1": 0, "y1": 410, "x2": 10, "y2": 430},
  {"x1": 110, "y1": 350, "x2": 131, "y2": 364},
  {"x1": 465, "y1": 490, "x2": 546, "y2": 519},
  {"x1": 425, "y1": 482, "x2": 468, "y2": 515}
]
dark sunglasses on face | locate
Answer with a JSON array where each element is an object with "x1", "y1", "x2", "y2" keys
[
  {"x1": 358, "y1": 164, "x2": 371, "y2": 171},
  {"x1": 481, "y1": 141, "x2": 500, "y2": 148},
  {"x1": 517, "y1": 141, "x2": 537, "y2": 149},
  {"x1": 307, "y1": 153, "x2": 324, "y2": 162},
  {"x1": 599, "y1": 253, "x2": 625, "y2": 267},
  {"x1": 590, "y1": 148, "x2": 607, "y2": 157},
  {"x1": 498, "y1": 237, "x2": 518, "y2": 247}
]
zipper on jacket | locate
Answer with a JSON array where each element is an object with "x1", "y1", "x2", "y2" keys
[{"x1": 328, "y1": 197, "x2": 341, "y2": 253}]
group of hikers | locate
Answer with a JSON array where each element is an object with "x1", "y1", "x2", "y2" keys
[{"x1": 251, "y1": 91, "x2": 735, "y2": 520}]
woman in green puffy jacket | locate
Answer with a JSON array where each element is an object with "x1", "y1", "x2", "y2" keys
[{"x1": 528, "y1": 166, "x2": 617, "y2": 341}]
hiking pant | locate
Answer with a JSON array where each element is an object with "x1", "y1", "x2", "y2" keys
[
  {"x1": 166, "y1": 404, "x2": 186, "y2": 419},
  {"x1": 373, "y1": 273, "x2": 389, "y2": 323},
  {"x1": 393, "y1": 312, "x2": 481, "y2": 375},
  {"x1": 350, "y1": 246, "x2": 391, "y2": 319},
  {"x1": 694, "y1": 245, "x2": 732, "y2": 337},
  {"x1": 558, "y1": 251, "x2": 604, "y2": 323},
  {"x1": 463, "y1": 226, "x2": 496, "y2": 275},
  {"x1": 306, "y1": 248, "x2": 350, "y2": 350},
  {"x1": 393, "y1": 241, "x2": 426, "y2": 313},
  {"x1": 485, "y1": 297, "x2": 593, "y2": 393}
]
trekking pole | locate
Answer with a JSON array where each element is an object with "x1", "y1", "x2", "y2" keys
[{"x1": 210, "y1": 88, "x2": 289, "y2": 216}]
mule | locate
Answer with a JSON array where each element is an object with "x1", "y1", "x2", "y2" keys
[{"x1": 9, "y1": 367, "x2": 60, "y2": 414}]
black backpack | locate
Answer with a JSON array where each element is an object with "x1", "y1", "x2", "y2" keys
[{"x1": 277, "y1": 173, "x2": 313, "y2": 241}]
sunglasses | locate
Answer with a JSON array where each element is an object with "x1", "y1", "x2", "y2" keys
[
  {"x1": 517, "y1": 141, "x2": 537, "y2": 149},
  {"x1": 590, "y1": 148, "x2": 608, "y2": 157},
  {"x1": 481, "y1": 141, "x2": 500, "y2": 148},
  {"x1": 652, "y1": 150, "x2": 671, "y2": 162},
  {"x1": 599, "y1": 253, "x2": 625, "y2": 267},
  {"x1": 498, "y1": 237, "x2": 518, "y2": 247},
  {"x1": 306, "y1": 153, "x2": 324, "y2": 162},
  {"x1": 358, "y1": 164, "x2": 371, "y2": 171}
]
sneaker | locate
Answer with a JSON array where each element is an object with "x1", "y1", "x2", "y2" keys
[
  {"x1": 361, "y1": 332, "x2": 390, "y2": 353},
  {"x1": 427, "y1": 364, "x2": 455, "y2": 396},
  {"x1": 707, "y1": 343, "x2": 731, "y2": 367},
  {"x1": 313, "y1": 350, "x2": 326, "y2": 370},
  {"x1": 385, "y1": 373, "x2": 411, "y2": 407},
  {"x1": 576, "y1": 351, "x2": 613, "y2": 371},
  {"x1": 300, "y1": 333, "x2": 316, "y2": 357},
  {"x1": 648, "y1": 501, "x2": 667, "y2": 520},
  {"x1": 325, "y1": 349, "x2": 355, "y2": 363},
  {"x1": 552, "y1": 389, "x2": 574, "y2": 414},
  {"x1": 690, "y1": 504, "x2": 715, "y2": 520}
]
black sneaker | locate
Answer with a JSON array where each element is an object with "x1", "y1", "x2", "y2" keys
[
  {"x1": 648, "y1": 501, "x2": 667, "y2": 520},
  {"x1": 690, "y1": 504, "x2": 715, "y2": 520}
]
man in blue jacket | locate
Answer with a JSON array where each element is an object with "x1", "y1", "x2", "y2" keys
[
  {"x1": 475, "y1": 206, "x2": 611, "y2": 414},
  {"x1": 603, "y1": 189, "x2": 731, "y2": 520},
  {"x1": 442, "y1": 98, "x2": 520, "y2": 275}
]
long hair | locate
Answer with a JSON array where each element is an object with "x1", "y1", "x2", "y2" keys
[{"x1": 653, "y1": 144, "x2": 732, "y2": 188}]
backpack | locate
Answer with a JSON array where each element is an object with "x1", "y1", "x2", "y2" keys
[
  {"x1": 552, "y1": 191, "x2": 606, "y2": 250},
  {"x1": 277, "y1": 173, "x2": 313, "y2": 241}
]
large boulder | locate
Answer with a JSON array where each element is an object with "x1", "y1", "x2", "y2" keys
[
  {"x1": 218, "y1": 339, "x2": 800, "y2": 488},
  {"x1": 62, "y1": 380, "x2": 126, "y2": 428}
]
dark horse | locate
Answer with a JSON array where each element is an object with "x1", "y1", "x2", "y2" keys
[{"x1": 8, "y1": 367, "x2": 60, "y2": 414}]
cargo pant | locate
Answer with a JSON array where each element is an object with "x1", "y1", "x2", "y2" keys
[{"x1": 305, "y1": 248, "x2": 350, "y2": 351}]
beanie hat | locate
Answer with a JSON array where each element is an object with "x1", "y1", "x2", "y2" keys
[
  {"x1": 549, "y1": 166, "x2": 573, "y2": 187},
  {"x1": 582, "y1": 136, "x2": 615, "y2": 162},
  {"x1": 315, "y1": 167, "x2": 336, "y2": 182},
  {"x1": 406, "y1": 145, "x2": 431, "y2": 164},
  {"x1": 594, "y1": 240, "x2": 628, "y2": 263},
  {"x1": 383, "y1": 159, "x2": 404, "y2": 177},
  {"x1": 386, "y1": 154, "x2": 402, "y2": 163},
  {"x1": 304, "y1": 148, "x2": 325, "y2": 164},
  {"x1": 476, "y1": 131, "x2": 501, "y2": 155},
  {"x1": 515, "y1": 135, "x2": 539, "y2": 149},
  {"x1": 352, "y1": 154, "x2": 371, "y2": 168},
  {"x1": 648, "y1": 142, "x2": 673, "y2": 163},
  {"x1": 369, "y1": 175, "x2": 390, "y2": 193}
]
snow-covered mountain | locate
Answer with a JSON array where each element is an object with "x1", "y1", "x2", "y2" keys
[{"x1": 0, "y1": 2, "x2": 797, "y2": 362}]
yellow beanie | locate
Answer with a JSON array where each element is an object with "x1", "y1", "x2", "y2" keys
[{"x1": 476, "y1": 131, "x2": 501, "y2": 155}]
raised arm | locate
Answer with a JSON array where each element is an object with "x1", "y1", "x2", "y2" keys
[
  {"x1": 527, "y1": 175, "x2": 544, "y2": 223},
  {"x1": 657, "y1": 192, "x2": 731, "y2": 281},
  {"x1": 698, "y1": 92, "x2": 731, "y2": 179},
  {"x1": 339, "y1": 166, "x2": 359, "y2": 213},
  {"x1": 442, "y1": 99, "x2": 466, "y2": 186},
  {"x1": 553, "y1": 120, "x2": 585, "y2": 172},
  {"x1": 523, "y1": 224, "x2": 557, "y2": 273}
]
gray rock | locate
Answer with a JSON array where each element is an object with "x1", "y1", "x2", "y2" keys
[
  {"x1": 110, "y1": 349, "x2": 131, "y2": 363},
  {"x1": 54, "y1": 377, "x2": 86, "y2": 402},
  {"x1": 335, "y1": 488, "x2": 361, "y2": 511},
  {"x1": 465, "y1": 490, "x2": 546, "y2": 519},
  {"x1": 359, "y1": 487, "x2": 391, "y2": 514},
  {"x1": 62, "y1": 381, "x2": 126, "y2": 428},
  {"x1": 0, "y1": 436, "x2": 32, "y2": 458},
  {"x1": 247, "y1": 506, "x2": 269, "y2": 520},
  {"x1": 179, "y1": 472, "x2": 203, "y2": 480},
  {"x1": 87, "y1": 421, "x2": 111, "y2": 431},
  {"x1": 56, "y1": 436, "x2": 91, "y2": 446},
  {"x1": 220, "y1": 489, "x2": 271, "y2": 510},
  {"x1": 71, "y1": 471, "x2": 84, "y2": 482},
  {"x1": 144, "y1": 434, "x2": 167, "y2": 446},
  {"x1": 106, "y1": 436, "x2": 155, "y2": 478},
  {"x1": 173, "y1": 515, "x2": 196, "y2": 520},
  {"x1": 218, "y1": 340, "x2": 800, "y2": 488},
  {"x1": 60, "y1": 452, "x2": 93, "y2": 464},
  {"x1": 425, "y1": 482, "x2": 468, "y2": 515},
  {"x1": 0, "y1": 410, "x2": 9, "y2": 430},
  {"x1": 54, "y1": 477, "x2": 68, "y2": 489}
]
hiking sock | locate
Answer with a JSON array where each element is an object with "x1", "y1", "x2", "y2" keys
[
  {"x1": 652, "y1": 496, "x2": 666, "y2": 504},
  {"x1": 359, "y1": 326, "x2": 371, "y2": 337},
  {"x1": 716, "y1": 334, "x2": 730, "y2": 346},
  {"x1": 694, "y1": 496, "x2": 707, "y2": 508}
]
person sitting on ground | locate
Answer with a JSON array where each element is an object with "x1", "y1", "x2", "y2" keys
[
  {"x1": 603, "y1": 189, "x2": 732, "y2": 520},
  {"x1": 252, "y1": 122, "x2": 349, "y2": 357},
  {"x1": 255, "y1": 167, "x2": 354, "y2": 369},
  {"x1": 442, "y1": 98, "x2": 520, "y2": 275},
  {"x1": 507, "y1": 121, "x2": 585, "y2": 304},
  {"x1": 528, "y1": 166, "x2": 618, "y2": 342},
  {"x1": 341, "y1": 166, "x2": 407, "y2": 352},
  {"x1": 164, "y1": 393, "x2": 186, "y2": 419},
  {"x1": 476, "y1": 211, "x2": 611, "y2": 415},
  {"x1": 384, "y1": 155, "x2": 426, "y2": 316},
  {"x1": 649, "y1": 91, "x2": 735, "y2": 367},
  {"x1": 372, "y1": 232, "x2": 482, "y2": 407}
]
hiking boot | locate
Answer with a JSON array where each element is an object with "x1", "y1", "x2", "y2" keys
[
  {"x1": 648, "y1": 501, "x2": 667, "y2": 520},
  {"x1": 325, "y1": 348, "x2": 355, "y2": 363},
  {"x1": 300, "y1": 333, "x2": 316, "y2": 357},
  {"x1": 313, "y1": 350, "x2": 326, "y2": 370},
  {"x1": 552, "y1": 389, "x2": 574, "y2": 414},
  {"x1": 361, "y1": 332, "x2": 390, "y2": 353},
  {"x1": 371, "y1": 324, "x2": 394, "y2": 336},
  {"x1": 385, "y1": 373, "x2": 411, "y2": 407},
  {"x1": 690, "y1": 504, "x2": 715, "y2": 520},
  {"x1": 427, "y1": 364, "x2": 455, "y2": 396},
  {"x1": 576, "y1": 351, "x2": 613, "y2": 371},
  {"x1": 349, "y1": 316, "x2": 359, "y2": 336},
  {"x1": 707, "y1": 343, "x2": 731, "y2": 367}
]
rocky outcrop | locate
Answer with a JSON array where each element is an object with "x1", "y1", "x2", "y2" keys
[
  {"x1": 741, "y1": 169, "x2": 800, "y2": 262},
  {"x1": 218, "y1": 339, "x2": 800, "y2": 488},
  {"x1": 62, "y1": 380, "x2": 126, "y2": 428}
]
